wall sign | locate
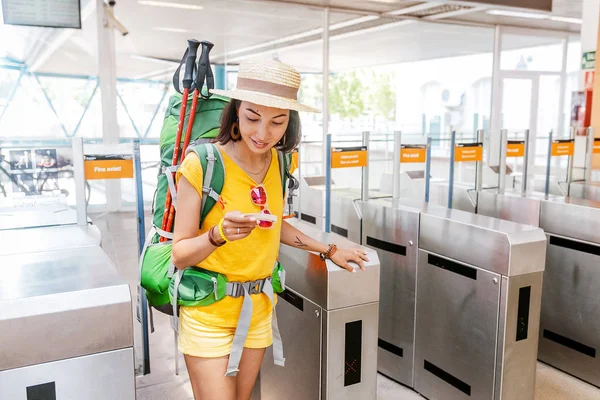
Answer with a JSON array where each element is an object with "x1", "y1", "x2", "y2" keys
[
  {"x1": 2, "y1": 0, "x2": 81, "y2": 29},
  {"x1": 84, "y1": 155, "x2": 134, "y2": 180},
  {"x1": 331, "y1": 146, "x2": 368, "y2": 169},
  {"x1": 454, "y1": 143, "x2": 483, "y2": 162},
  {"x1": 582, "y1": 51, "x2": 596, "y2": 71},
  {"x1": 506, "y1": 140, "x2": 525, "y2": 158},
  {"x1": 460, "y1": 0, "x2": 551, "y2": 11},
  {"x1": 400, "y1": 145, "x2": 427, "y2": 163},
  {"x1": 551, "y1": 140, "x2": 574, "y2": 157}
]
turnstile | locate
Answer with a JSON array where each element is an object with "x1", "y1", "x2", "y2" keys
[
  {"x1": 254, "y1": 219, "x2": 380, "y2": 400},
  {"x1": 0, "y1": 246, "x2": 135, "y2": 399},
  {"x1": 358, "y1": 198, "x2": 421, "y2": 388},
  {"x1": 415, "y1": 206, "x2": 546, "y2": 400},
  {"x1": 478, "y1": 191, "x2": 600, "y2": 387},
  {"x1": 538, "y1": 197, "x2": 600, "y2": 387},
  {"x1": 0, "y1": 224, "x2": 101, "y2": 256},
  {"x1": 569, "y1": 181, "x2": 600, "y2": 202},
  {"x1": 0, "y1": 203, "x2": 88, "y2": 230},
  {"x1": 298, "y1": 175, "x2": 384, "y2": 242}
]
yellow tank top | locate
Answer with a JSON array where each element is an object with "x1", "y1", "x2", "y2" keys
[{"x1": 175, "y1": 145, "x2": 283, "y2": 327}]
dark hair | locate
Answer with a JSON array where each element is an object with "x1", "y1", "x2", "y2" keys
[{"x1": 214, "y1": 100, "x2": 301, "y2": 153}]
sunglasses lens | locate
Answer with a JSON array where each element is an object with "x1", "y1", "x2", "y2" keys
[
  {"x1": 258, "y1": 209, "x2": 274, "y2": 228},
  {"x1": 250, "y1": 186, "x2": 267, "y2": 206}
]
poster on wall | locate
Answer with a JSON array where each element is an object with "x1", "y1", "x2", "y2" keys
[
  {"x1": 570, "y1": 91, "x2": 586, "y2": 136},
  {"x1": 9, "y1": 150, "x2": 34, "y2": 171}
]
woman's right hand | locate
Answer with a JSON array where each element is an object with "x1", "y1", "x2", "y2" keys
[{"x1": 217, "y1": 211, "x2": 257, "y2": 242}]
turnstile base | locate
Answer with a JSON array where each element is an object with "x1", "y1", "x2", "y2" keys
[
  {"x1": 538, "y1": 234, "x2": 600, "y2": 388},
  {"x1": 0, "y1": 348, "x2": 135, "y2": 399}
]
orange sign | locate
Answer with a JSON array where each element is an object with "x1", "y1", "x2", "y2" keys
[
  {"x1": 84, "y1": 157, "x2": 134, "y2": 180},
  {"x1": 331, "y1": 147, "x2": 368, "y2": 169},
  {"x1": 400, "y1": 145, "x2": 427, "y2": 163},
  {"x1": 551, "y1": 140, "x2": 574, "y2": 157},
  {"x1": 594, "y1": 138, "x2": 600, "y2": 155},
  {"x1": 506, "y1": 141, "x2": 525, "y2": 158},
  {"x1": 454, "y1": 143, "x2": 483, "y2": 162}
]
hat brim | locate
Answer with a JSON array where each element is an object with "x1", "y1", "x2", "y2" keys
[{"x1": 209, "y1": 88, "x2": 321, "y2": 114}]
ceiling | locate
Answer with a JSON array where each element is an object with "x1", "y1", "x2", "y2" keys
[{"x1": 0, "y1": 0, "x2": 584, "y2": 79}]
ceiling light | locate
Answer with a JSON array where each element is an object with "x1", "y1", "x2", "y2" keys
[
  {"x1": 486, "y1": 10, "x2": 547, "y2": 19},
  {"x1": 138, "y1": 1, "x2": 203, "y2": 11},
  {"x1": 152, "y1": 27, "x2": 190, "y2": 33},
  {"x1": 549, "y1": 16, "x2": 582, "y2": 24}
]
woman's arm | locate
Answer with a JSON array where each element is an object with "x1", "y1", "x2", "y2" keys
[
  {"x1": 171, "y1": 176, "x2": 257, "y2": 269},
  {"x1": 280, "y1": 220, "x2": 368, "y2": 272}
]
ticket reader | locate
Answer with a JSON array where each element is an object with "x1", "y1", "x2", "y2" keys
[{"x1": 254, "y1": 219, "x2": 380, "y2": 400}]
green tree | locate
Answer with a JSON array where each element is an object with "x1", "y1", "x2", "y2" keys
[
  {"x1": 329, "y1": 71, "x2": 366, "y2": 119},
  {"x1": 368, "y1": 70, "x2": 396, "y2": 120}
]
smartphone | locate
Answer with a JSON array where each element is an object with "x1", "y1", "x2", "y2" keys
[{"x1": 243, "y1": 213, "x2": 278, "y2": 223}]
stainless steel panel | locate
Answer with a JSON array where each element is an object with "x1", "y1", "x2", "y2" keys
[
  {"x1": 415, "y1": 250, "x2": 500, "y2": 400},
  {"x1": 0, "y1": 246, "x2": 133, "y2": 371},
  {"x1": 419, "y1": 205, "x2": 547, "y2": 276},
  {"x1": 538, "y1": 234, "x2": 600, "y2": 387},
  {"x1": 0, "y1": 224, "x2": 102, "y2": 256},
  {"x1": 300, "y1": 179, "x2": 325, "y2": 223},
  {"x1": 279, "y1": 219, "x2": 380, "y2": 310},
  {"x1": 477, "y1": 191, "x2": 541, "y2": 227},
  {"x1": 494, "y1": 276, "x2": 508, "y2": 400},
  {"x1": 428, "y1": 181, "x2": 477, "y2": 213},
  {"x1": 260, "y1": 289, "x2": 322, "y2": 400},
  {"x1": 323, "y1": 302, "x2": 379, "y2": 400},
  {"x1": 539, "y1": 197, "x2": 600, "y2": 245},
  {"x1": 360, "y1": 200, "x2": 419, "y2": 387},
  {"x1": 0, "y1": 348, "x2": 135, "y2": 400},
  {"x1": 330, "y1": 196, "x2": 361, "y2": 244},
  {"x1": 569, "y1": 182, "x2": 600, "y2": 202},
  {"x1": 0, "y1": 204, "x2": 83, "y2": 230},
  {"x1": 496, "y1": 272, "x2": 543, "y2": 400}
]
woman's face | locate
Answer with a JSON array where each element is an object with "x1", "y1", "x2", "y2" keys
[{"x1": 237, "y1": 101, "x2": 289, "y2": 155}]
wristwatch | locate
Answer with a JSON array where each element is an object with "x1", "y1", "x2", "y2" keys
[{"x1": 320, "y1": 243, "x2": 337, "y2": 261}]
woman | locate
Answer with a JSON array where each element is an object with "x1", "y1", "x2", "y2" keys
[{"x1": 172, "y1": 59, "x2": 369, "y2": 400}]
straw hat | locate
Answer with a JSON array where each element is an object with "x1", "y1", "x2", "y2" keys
[{"x1": 209, "y1": 59, "x2": 321, "y2": 113}]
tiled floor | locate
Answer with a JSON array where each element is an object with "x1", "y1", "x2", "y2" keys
[{"x1": 92, "y1": 211, "x2": 600, "y2": 400}]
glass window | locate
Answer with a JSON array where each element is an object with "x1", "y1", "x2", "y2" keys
[{"x1": 501, "y1": 33, "x2": 564, "y2": 72}]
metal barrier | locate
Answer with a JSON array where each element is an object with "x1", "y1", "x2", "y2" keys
[
  {"x1": 359, "y1": 197, "x2": 421, "y2": 387},
  {"x1": 0, "y1": 246, "x2": 135, "y2": 399},
  {"x1": 253, "y1": 218, "x2": 381, "y2": 400},
  {"x1": 479, "y1": 131, "x2": 600, "y2": 388},
  {"x1": 415, "y1": 206, "x2": 546, "y2": 400}
]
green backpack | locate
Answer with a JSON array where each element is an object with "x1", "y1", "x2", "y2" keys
[{"x1": 152, "y1": 91, "x2": 228, "y2": 231}]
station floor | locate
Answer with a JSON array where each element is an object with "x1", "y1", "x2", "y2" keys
[{"x1": 93, "y1": 211, "x2": 600, "y2": 400}]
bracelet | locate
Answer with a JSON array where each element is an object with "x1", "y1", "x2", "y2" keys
[
  {"x1": 217, "y1": 218, "x2": 229, "y2": 243},
  {"x1": 320, "y1": 243, "x2": 337, "y2": 261},
  {"x1": 208, "y1": 226, "x2": 225, "y2": 247}
]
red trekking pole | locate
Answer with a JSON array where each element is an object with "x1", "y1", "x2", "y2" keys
[
  {"x1": 160, "y1": 39, "x2": 200, "y2": 239},
  {"x1": 162, "y1": 41, "x2": 214, "y2": 241}
]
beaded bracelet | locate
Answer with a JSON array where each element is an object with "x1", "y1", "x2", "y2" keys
[
  {"x1": 208, "y1": 226, "x2": 225, "y2": 247},
  {"x1": 217, "y1": 218, "x2": 229, "y2": 243},
  {"x1": 319, "y1": 243, "x2": 337, "y2": 261}
]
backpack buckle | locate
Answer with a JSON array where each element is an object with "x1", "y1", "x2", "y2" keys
[{"x1": 247, "y1": 279, "x2": 266, "y2": 295}]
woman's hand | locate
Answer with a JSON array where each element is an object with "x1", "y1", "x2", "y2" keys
[
  {"x1": 329, "y1": 248, "x2": 369, "y2": 273},
  {"x1": 217, "y1": 211, "x2": 257, "y2": 242}
]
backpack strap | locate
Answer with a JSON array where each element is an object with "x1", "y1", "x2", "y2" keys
[{"x1": 186, "y1": 143, "x2": 225, "y2": 228}]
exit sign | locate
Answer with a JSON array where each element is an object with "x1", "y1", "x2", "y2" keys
[{"x1": 582, "y1": 52, "x2": 596, "y2": 70}]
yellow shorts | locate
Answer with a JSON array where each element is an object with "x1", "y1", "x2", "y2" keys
[{"x1": 178, "y1": 304, "x2": 273, "y2": 358}]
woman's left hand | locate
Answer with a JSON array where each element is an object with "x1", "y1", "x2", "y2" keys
[{"x1": 329, "y1": 248, "x2": 369, "y2": 273}]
